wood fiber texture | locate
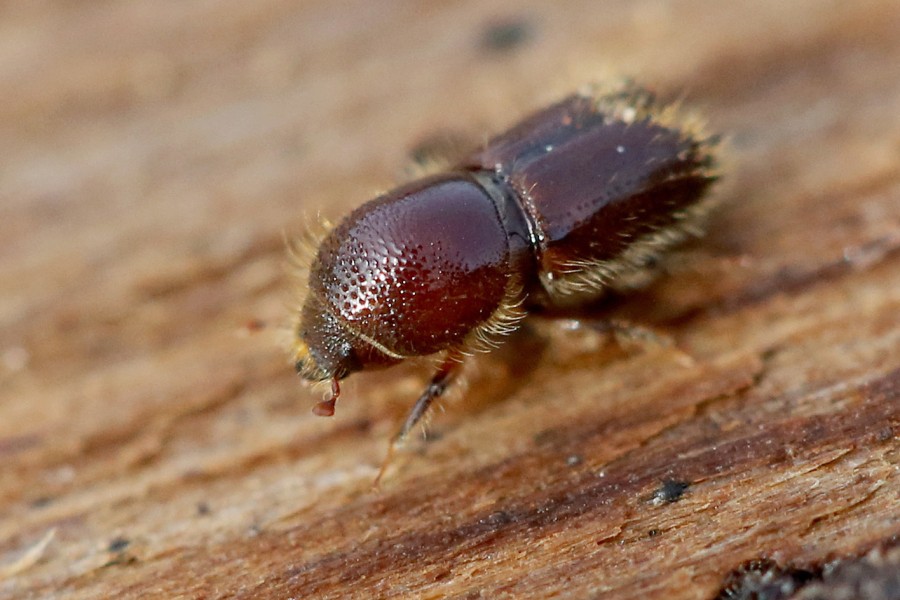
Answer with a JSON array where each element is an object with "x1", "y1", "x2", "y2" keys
[{"x1": 1, "y1": 1, "x2": 898, "y2": 598}]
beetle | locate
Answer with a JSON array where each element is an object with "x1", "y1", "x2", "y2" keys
[{"x1": 288, "y1": 80, "x2": 719, "y2": 462}]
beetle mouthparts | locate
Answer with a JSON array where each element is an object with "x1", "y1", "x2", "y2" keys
[{"x1": 312, "y1": 377, "x2": 341, "y2": 417}]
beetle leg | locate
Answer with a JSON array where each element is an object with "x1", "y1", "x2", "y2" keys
[
  {"x1": 374, "y1": 353, "x2": 462, "y2": 486},
  {"x1": 594, "y1": 318, "x2": 695, "y2": 367},
  {"x1": 532, "y1": 314, "x2": 695, "y2": 367},
  {"x1": 402, "y1": 131, "x2": 476, "y2": 179}
]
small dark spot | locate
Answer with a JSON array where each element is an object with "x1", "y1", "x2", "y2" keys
[
  {"x1": 760, "y1": 346, "x2": 780, "y2": 361},
  {"x1": 30, "y1": 496, "x2": 54, "y2": 509},
  {"x1": 421, "y1": 428, "x2": 443, "y2": 444},
  {"x1": 480, "y1": 17, "x2": 533, "y2": 53},
  {"x1": 876, "y1": 426, "x2": 894, "y2": 442},
  {"x1": 107, "y1": 537, "x2": 131, "y2": 553},
  {"x1": 533, "y1": 428, "x2": 562, "y2": 446},
  {"x1": 648, "y1": 528, "x2": 661, "y2": 538},
  {"x1": 649, "y1": 479, "x2": 690, "y2": 505},
  {"x1": 196, "y1": 501, "x2": 211, "y2": 516},
  {"x1": 641, "y1": 255, "x2": 660, "y2": 269}
]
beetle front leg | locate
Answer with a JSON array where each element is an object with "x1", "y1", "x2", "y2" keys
[{"x1": 375, "y1": 352, "x2": 463, "y2": 486}]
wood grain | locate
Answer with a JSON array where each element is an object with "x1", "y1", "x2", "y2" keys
[{"x1": 1, "y1": 1, "x2": 898, "y2": 598}]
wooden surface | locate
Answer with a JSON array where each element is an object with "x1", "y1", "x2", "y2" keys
[{"x1": 1, "y1": 1, "x2": 899, "y2": 598}]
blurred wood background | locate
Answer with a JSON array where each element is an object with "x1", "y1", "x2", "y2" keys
[{"x1": 1, "y1": 1, "x2": 898, "y2": 598}]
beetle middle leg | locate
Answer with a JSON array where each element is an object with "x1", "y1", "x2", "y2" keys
[
  {"x1": 533, "y1": 314, "x2": 695, "y2": 367},
  {"x1": 581, "y1": 318, "x2": 695, "y2": 366}
]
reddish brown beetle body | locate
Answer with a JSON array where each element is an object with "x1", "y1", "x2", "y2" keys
[{"x1": 290, "y1": 81, "x2": 719, "y2": 434}]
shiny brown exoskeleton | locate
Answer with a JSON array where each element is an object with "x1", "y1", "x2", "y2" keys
[{"x1": 289, "y1": 80, "x2": 719, "y2": 459}]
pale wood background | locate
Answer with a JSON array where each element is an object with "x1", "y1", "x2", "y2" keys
[{"x1": 1, "y1": 1, "x2": 898, "y2": 598}]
